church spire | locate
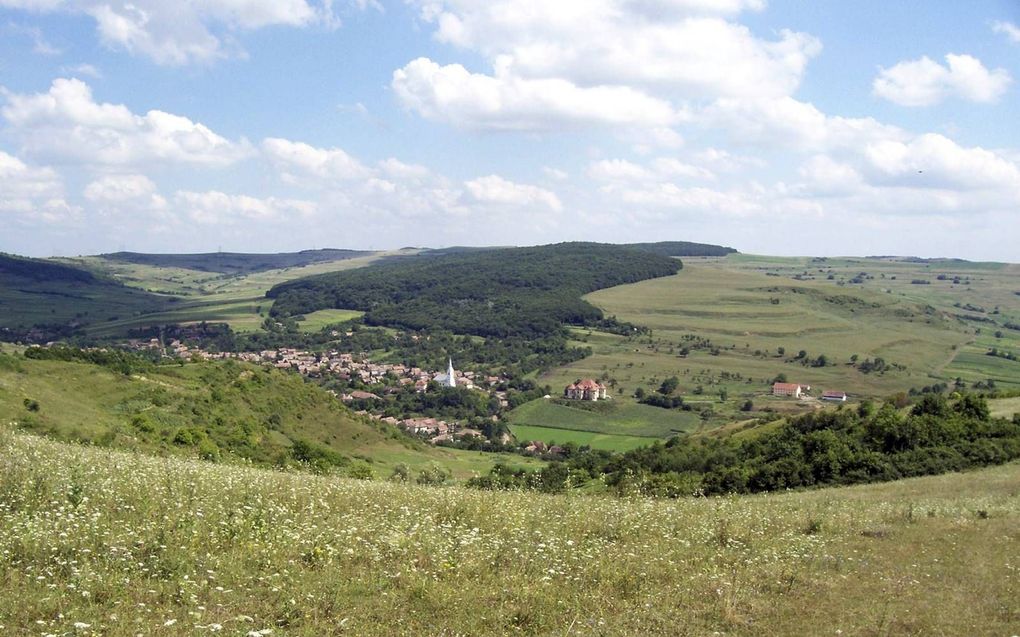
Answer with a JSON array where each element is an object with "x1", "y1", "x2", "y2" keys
[{"x1": 446, "y1": 358, "x2": 457, "y2": 388}]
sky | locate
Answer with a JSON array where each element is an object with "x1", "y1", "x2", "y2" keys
[{"x1": 1, "y1": 1, "x2": 1019, "y2": 261}]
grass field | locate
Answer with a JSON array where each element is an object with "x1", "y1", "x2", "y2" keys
[
  {"x1": 297, "y1": 309, "x2": 365, "y2": 332},
  {"x1": 508, "y1": 423, "x2": 654, "y2": 451},
  {"x1": 990, "y1": 397, "x2": 1020, "y2": 420},
  {"x1": 2, "y1": 429, "x2": 1018, "y2": 635},
  {"x1": 509, "y1": 397, "x2": 701, "y2": 437},
  {"x1": 531, "y1": 254, "x2": 1020, "y2": 437}
]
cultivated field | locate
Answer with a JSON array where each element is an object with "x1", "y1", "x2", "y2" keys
[{"x1": 1, "y1": 429, "x2": 1017, "y2": 635}]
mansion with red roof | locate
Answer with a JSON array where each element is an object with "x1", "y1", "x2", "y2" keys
[{"x1": 565, "y1": 379, "x2": 608, "y2": 401}]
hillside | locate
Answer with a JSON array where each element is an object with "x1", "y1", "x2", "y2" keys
[
  {"x1": 1, "y1": 428, "x2": 1017, "y2": 635},
  {"x1": 625, "y1": 240, "x2": 738, "y2": 257},
  {"x1": 267, "y1": 242, "x2": 683, "y2": 338},
  {"x1": 0, "y1": 253, "x2": 170, "y2": 338},
  {"x1": 99, "y1": 248, "x2": 373, "y2": 275},
  {"x1": 0, "y1": 350, "x2": 536, "y2": 478}
]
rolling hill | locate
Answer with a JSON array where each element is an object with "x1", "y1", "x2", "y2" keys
[{"x1": 0, "y1": 253, "x2": 170, "y2": 338}]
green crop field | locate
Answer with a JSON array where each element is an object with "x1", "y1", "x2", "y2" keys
[
  {"x1": 2, "y1": 428, "x2": 1017, "y2": 635},
  {"x1": 296, "y1": 309, "x2": 365, "y2": 332},
  {"x1": 509, "y1": 397, "x2": 700, "y2": 437},
  {"x1": 508, "y1": 423, "x2": 655, "y2": 452}
]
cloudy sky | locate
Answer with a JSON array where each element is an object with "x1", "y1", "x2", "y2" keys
[{"x1": 1, "y1": 1, "x2": 1019, "y2": 260}]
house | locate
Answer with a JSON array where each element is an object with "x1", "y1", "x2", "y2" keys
[
  {"x1": 564, "y1": 379, "x2": 608, "y2": 401},
  {"x1": 822, "y1": 391, "x2": 847, "y2": 402},
  {"x1": 772, "y1": 382, "x2": 809, "y2": 398}
]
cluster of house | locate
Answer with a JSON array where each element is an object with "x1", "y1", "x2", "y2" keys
[
  {"x1": 563, "y1": 379, "x2": 609, "y2": 401},
  {"x1": 143, "y1": 338, "x2": 504, "y2": 396},
  {"x1": 356, "y1": 412, "x2": 489, "y2": 444},
  {"x1": 772, "y1": 382, "x2": 847, "y2": 402}
]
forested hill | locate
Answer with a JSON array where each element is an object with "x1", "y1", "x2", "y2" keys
[
  {"x1": 99, "y1": 248, "x2": 373, "y2": 274},
  {"x1": 625, "y1": 241, "x2": 738, "y2": 257},
  {"x1": 267, "y1": 242, "x2": 683, "y2": 338}
]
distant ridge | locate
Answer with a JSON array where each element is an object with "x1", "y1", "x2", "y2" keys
[
  {"x1": 99, "y1": 248, "x2": 374, "y2": 275},
  {"x1": 624, "y1": 241, "x2": 738, "y2": 257}
]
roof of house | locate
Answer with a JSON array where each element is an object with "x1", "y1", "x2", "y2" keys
[{"x1": 772, "y1": 382, "x2": 802, "y2": 391}]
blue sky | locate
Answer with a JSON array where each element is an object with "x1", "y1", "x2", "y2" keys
[{"x1": 1, "y1": 0, "x2": 1019, "y2": 260}]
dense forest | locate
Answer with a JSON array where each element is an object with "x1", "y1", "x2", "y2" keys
[
  {"x1": 623, "y1": 241, "x2": 738, "y2": 257},
  {"x1": 470, "y1": 394, "x2": 1020, "y2": 496},
  {"x1": 100, "y1": 248, "x2": 372, "y2": 274},
  {"x1": 267, "y1": 242, "x2": 683, "y2": 338}
]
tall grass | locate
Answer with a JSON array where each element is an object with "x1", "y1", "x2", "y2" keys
[{"x1": 1, "y1": 427, "x2": 1017, "y2": 635}]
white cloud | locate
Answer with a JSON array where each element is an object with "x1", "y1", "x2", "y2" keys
[
  {"x1": 84, "y1": 173, "x2": 167, "y2": 210},
  {"x1": 415, "y1": 1, "x2": 818, "y2": 98},
  {"x1": 464, "y1": 174, "x2": 562, "y2": 211},
  {"x1": 2, "y1": 78, "x2": 252, "y2": 167},
  {"x1": 5, "y1": 22, "x2": 63, "y2": 55},
  {"x1": 262, "y1": 137, "x2": 371, "y2": 182},
  {"x1": 873, "y1": 54, "x2": 1012, "y2": 107},
  {"x1": 992, "y1": 20, "x2": 1020, "y2": 43},
  {"x1": 863, "y1": 133, "x2": 1020, "y2": 192},
  {"x1": 0, "y1": 0, "x2": 357, "y2": 65},
  {"x1": 174, "y1": 190, "x2": 318, "y2": 224},
  {"x1": 0, "y1": 149, "x2": 79, "y2": 222},
  {"x1": 703, "y1": 96, "x2": 906, "y2": 153},
  {"x1": 392, "y1": 58, "x2": 681, "y2": 131}
]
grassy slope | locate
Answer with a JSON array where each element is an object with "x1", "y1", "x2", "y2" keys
[
  {"x1": 98, "y1": 249, "x2": 373, "y2": 274},
  {"x1": 1, "y1": 430, "x2": 1017, "y2": 635},
  {"x1": 0, "y1": 355, "x2": 539, "y2": 479}
]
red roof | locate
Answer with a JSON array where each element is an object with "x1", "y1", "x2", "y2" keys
[{"x1": 773, "y1": 382, "x2": 801, "y2": 391}]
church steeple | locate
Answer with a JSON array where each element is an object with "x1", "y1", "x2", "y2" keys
[{"x1": 446, "y1": 358, "x2": 457, "y2": 388}]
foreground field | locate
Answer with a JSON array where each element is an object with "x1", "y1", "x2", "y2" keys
[{"x1": 2, "y1": 430, "x2": 1018, "y2": 636}]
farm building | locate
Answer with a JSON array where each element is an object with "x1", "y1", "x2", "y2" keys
[
  {"x1": 822, "y1": 391, "x2": 848, "y2": 402},
  {"x1": 565, "y1": 379, "x2": 608, "y2": 401},
  {"x1": 772, "y1": 382, "x2": 809, "y2": 398}
]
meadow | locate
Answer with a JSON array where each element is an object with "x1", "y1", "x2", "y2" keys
[
  {"x1": 514, "y1": 254, "x2": 1020, "y2": 448},
  {"x1": 1, "y1": 428, "x2": 1017, "y2": 635}
]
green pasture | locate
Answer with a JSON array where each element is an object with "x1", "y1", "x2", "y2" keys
[
  {"x1": 508, "y1": 397, "x2": 700, "y2": 437},
  {"x1": 990, "y1": 397, "x2": 1020, "y2": 419},
  {"x1": 508, "y1": 423, "x2": 654, "y2": 451},
  {"x1": 297, "y1": 309, "x2": 365, "y2": 332}
]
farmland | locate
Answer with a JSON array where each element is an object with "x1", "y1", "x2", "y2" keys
[
  {"x1": 513, "y1": 254, "x2": 1020, "y2": 448},
  {"x1": 1, "y1": 428, "x2": 1017, "y2": 635}
]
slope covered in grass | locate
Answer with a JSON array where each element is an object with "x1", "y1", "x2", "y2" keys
[
  {"x1": 0, "y1": 352, "x2": 535, "y2": 478},
  {"x1": 1, "y1": 429, "x2": 1017, "y2": 635}
]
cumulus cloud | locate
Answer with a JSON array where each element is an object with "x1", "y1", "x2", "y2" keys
[
  {"x1": 0, "y1": 149, "x2": 78, "y2": 222},
  {"x1": 174, "y1": 190, "x2": 318, "y2": 224},
  {"x1": 992, "y1": 20, "x2": 1020, "y2": 43},
  {"x1": 464, "y1": 174, "x2": 562, "y2": 211},
  {"x1": 0, "y1": 0, "x2": 358, "y2": 65},
  {"x1": 262, "y1": 137, "x2": 371, "y2": 182},
  {"x1": 703, "y1": 96, "x2": 906, "y2": 153},
  {"x1": 873, "y1": 54, "x2": 1012, "y2": 107},
  {"x1": 83, "y1": 173, "x2": 167, "y2": 210},
  {"x1": 415, "y1": 1, "x2": 818, "y2": 98},
  {"x1": 392, "y1": 58, "x2": 681, "y2": 131},
  {"x1": 1, "y1": 78, "x2": 252, "y2": 167}
]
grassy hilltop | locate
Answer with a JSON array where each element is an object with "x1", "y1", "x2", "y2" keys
[{"x1": 1, "y1": 429, "x2": 1017, "y2": 635}]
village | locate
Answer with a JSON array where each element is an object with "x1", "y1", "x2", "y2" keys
[{"x1": 133, "y1": 336, "x2": 524, "y2": 444}]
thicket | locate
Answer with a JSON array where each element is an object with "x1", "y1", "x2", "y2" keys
[
  {"x1": 23, "y1": 345, "x2": 160, "y2": 375},
  {"x1": 470, "y1": 394, "x2": 1020, "y2": 497},
  {"x1": 266, "y1": 243, "x2": 682, "y2": 339}
]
